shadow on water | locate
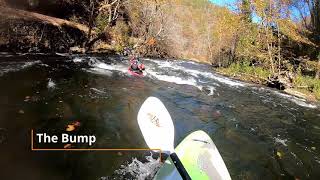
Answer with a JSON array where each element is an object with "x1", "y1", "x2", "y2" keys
[{"x1": 0, "y1": 54, "x2": 319, "y2": 180}]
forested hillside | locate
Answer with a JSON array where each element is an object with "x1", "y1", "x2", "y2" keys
[{"x1": 0, "y1": 0, "x2": 319, "y2": 99}]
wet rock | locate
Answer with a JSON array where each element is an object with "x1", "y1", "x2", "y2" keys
[{"x1": 267, "y1": 73, "x2": 293, "y2": 90}]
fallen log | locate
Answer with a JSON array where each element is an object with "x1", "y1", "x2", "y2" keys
[{"x1": 0, "y1": 7, "x2": 92, "y2": 34}]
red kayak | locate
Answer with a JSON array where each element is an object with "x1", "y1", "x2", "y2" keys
[
  {"x1": 128, "y1": 67, "x2": 145, "y2": 77},
  {"x1": 128, "y1": 57, "x2": 146, "y2": 77}
]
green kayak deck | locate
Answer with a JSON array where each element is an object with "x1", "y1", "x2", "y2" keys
[{"x1": 154, "y1": 130, "x2": 231, "y2": 180}]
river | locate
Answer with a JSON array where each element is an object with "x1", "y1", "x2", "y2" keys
[{"x1": 0, "y1": 54, "x2": 319, "y2": 180}]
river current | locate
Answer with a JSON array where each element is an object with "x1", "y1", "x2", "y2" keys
[{"x1": 0, "y1": 54, "x2": 319, "y2": 179}]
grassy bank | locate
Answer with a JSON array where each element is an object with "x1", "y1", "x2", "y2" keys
[
  {"x1": 293, "y1": 75, "x2": 320, "y2": 100},
  {"x1": 217, "y1": 63, "x2": 320, "y2": 101}
]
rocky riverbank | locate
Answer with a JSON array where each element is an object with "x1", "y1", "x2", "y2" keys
[
  {"x1": 0, "y1": 8, "x2": 84, "y2": 53},
  {"x1": 216, "y1": 67, "x2": 319, "y2": 102}
]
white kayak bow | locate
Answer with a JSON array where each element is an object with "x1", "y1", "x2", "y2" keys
[{"x1": 137, "y1": 97, "x2": 191, "y2": 180}]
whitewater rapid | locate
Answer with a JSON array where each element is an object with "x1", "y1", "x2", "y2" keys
[
  {"x1": 0, "y1": 54, "x2": 319, "y2": 179},
  {"x1": 83, "y1": 57, "x2": 318, "y2": 109}
]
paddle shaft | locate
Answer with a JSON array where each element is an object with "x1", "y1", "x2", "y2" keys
[{"x1": 170, "y1": 153, "x2": 192, "y2": 180}]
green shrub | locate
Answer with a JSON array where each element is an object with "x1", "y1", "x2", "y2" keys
[
  {"x1": 95, "y1": 13, "x2": 109, "y2": 33},
  {"x1": 220, "y1": 62, "x2": 271, "y2": 80},
  {"x1": 294, "y1": 75, "x2": 320, "y2": 99},
  {"x1": 112, "y1": 21, "x2": 129, "y2": 53}
]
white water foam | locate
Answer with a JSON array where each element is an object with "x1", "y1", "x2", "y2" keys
[
  {"x1": 90, "y1": 88, "x2": 106, "y2": 94},
  {"x1": 47, "y1": 78, "x2": 56, "y2": 89},
  {"x1": 180, "y1": 67, "x2": 245, "y2": 87},
  {"x1": 207, "y1": 86, "x2": 215, "y2": 96},
  {"x1": 73, "y1": 57, "x2": 84, "y2": 63},
  {"x1": 22, "y1": 60, "x2": 42, "y2": 68},
  {"x1": 88, "y1": 58, "x2": 242, "y2": 91},
  {"x1": 55, "y1": 53, "x2": 69, "y2": 57},
  {"x1": 272, "y1": 91, "x2": 317, "y2": 109},
  {"x1": 113, "y1": 154, "x2": 162, "y2": 180},
  {"x1": 90, "y1": 59, "x2": 128, "y2": 74},
  {"x1": 0, "y1": 52, "x2": 14, "y2": 57},
  {"x1": 274, "y1": 137, "x2": 288, "y2": 147},
  {"x1": 147, "y1": 70, "x2": 202, "y2": 90},
  {"x1": 0, "y1": 60, "x2": 41, "y2": 76},
  {"x1": 142, "y1": 59, "x2": 204, "y2": 89},
  {"x1": 85, "y1": 57, "x2": 128, "y2": 76},
  {"x1": 145, "y1": 59, "x2": 245, "y2": 87},
  {"x1": 89, "y1": 88, "x2": 109, "y2": 99},
  {"x1": 85, "y1": 58, "x2": 318, "y2": 109},
  {"x1": 85, "y1": 68, "x2": 113, "y2": 76},
  {"x1": 251, "y1": 87, "x2": 318, "y2": 109}
]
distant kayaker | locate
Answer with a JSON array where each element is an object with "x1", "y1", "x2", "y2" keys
[{"x1": 129, "y1": 57, "x2": 145, "y2": 73}]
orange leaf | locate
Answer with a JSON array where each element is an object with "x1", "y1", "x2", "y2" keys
[
  {"x1": 64, "y1": 144, "x2": 72, "y2": 149},
  {"x1": 147, "y1": 38, "x2": 156, "y2": 46},
  {"x1": 66, "y1": 125, "x2": 75, "y2": 132}
]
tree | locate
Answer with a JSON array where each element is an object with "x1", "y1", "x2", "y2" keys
[
  {"x1": 85, "y1": 0, "x2": 124, "y2": 51},
  {"x1": 291, "y1": 0, "x2": 320, "y2": 36},
  {"x1": 308, "y1": 0, "x2": 320, "y2": 34},
  {"x1": 241, "y1": 0, "x2": 252, "y2": 22},
  {"x1": 316, "y1": 53, "x2": 320, "y2": 79},
  {"x1": 125, "y1": 0, "x2": 167, "y2": 56}
]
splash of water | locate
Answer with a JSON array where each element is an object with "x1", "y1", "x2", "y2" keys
[
  {"x1": 47, "y1": 78, "x2": 56, "y2": 89},
  {"x1": 73, "y1": 57, "x2": 84, "y2": 63},
  {"x1": 112, "y1": 153, "x2": 162, "y2": 180}
]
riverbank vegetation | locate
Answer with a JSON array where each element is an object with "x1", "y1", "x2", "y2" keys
[
  {"x1": 215, "y1": 0, "x2": 320, "y2": 100},
  {"x1": 0, "y1": 0, "x2": 319, "y2": 99}
]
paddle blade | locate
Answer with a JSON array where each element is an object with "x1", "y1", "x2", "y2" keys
[{"x1": 137, "y1": 97, "x2": 174, "y2": 153}]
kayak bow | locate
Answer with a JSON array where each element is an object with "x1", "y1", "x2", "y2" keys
[
  {"x1": 137, "y1": 97, "x2": 191, "y2": 179},
  {"x1": 128, "y1": 67, "x2": 146, "y2": 77},
  {"x1": 137, "y1": 97, "x2": 231, "y2": 180}
]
